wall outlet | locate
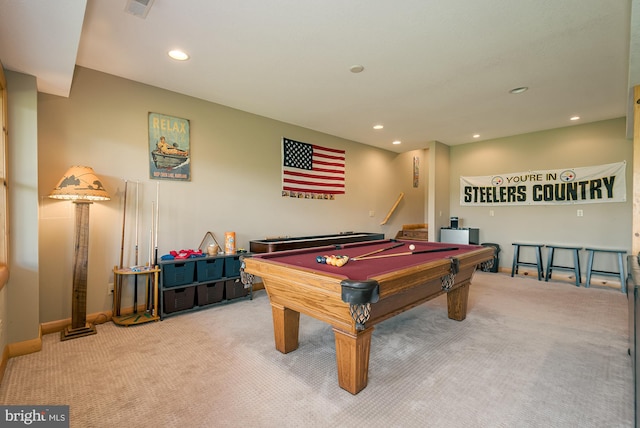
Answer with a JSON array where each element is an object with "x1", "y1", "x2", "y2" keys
[
  {"x1": 577, "y1": 209, "x2": 584, "y2": 217},
  {"x1": 108, "y1": 283, "x2": 114, "y2": 295}
]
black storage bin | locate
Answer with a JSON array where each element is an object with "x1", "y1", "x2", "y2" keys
[
  {"x1": 196, "y1": 281, "x2": 224, "y2": 306},
  {"x1": 164, "y1": 286, "x2": 196, "y2": 313},
  {"x1": 225, "y1": 278, "x2": 248, "y2": 300},
  {"x1": 481, "y1": 243, "x2": 500, "y2": 273}
]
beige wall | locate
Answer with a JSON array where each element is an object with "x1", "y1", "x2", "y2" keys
[
  {"x1": 5, "y1": 64, "x2": 633, "y2": 343},
  {"x1": 427, "y1": 141, "x2": 451, "y2": 237},
  {"x1": 36, "y1": 67, "x2": 427, "y2": 324},
  {"x1": 449, "y1": 117, "x2": 632, "y2": 271},
  {"x1": 6, "y1": 71, "x2": 40, "y2": 343}
]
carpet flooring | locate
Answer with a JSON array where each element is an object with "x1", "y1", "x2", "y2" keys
[{"x1": 0, "y1": 272, "x2": 633, "y2": 427}]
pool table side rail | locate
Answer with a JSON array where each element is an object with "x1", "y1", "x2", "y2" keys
[
  {"x1": 243, "y1": 258, "x2": 355, "y2": 331},
  {"x1": 370, "y1": 246, "x2": 493, "y2": 297},
  {"x1": 368, "y1": 260, "x2": 483, "y2": 326}
]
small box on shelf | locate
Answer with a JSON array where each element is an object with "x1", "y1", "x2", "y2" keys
[
  {"x1": 196, "y1": 281, "x2": 224, "y2": 306},
  {"x1": 163, "y1": 261, "x2": 196, "y2": 288},
  {"x1": 164, "y1": 286, "x2": 196, "y2": 313},
  {"x1": 225, "y1": 278, "x2": 248, "y2": 300}
]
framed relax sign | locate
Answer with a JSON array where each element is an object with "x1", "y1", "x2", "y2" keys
[{"x1": 148, "y1": 112, "x2": 191, "y2": 181}]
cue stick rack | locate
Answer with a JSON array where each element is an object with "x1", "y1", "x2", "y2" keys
[
  {"x1": 112, "y1": 265, "x2": 160, "y2": 326},
  {"x1": 112, "y1": 180, "x2": 161, "y2": 326}
]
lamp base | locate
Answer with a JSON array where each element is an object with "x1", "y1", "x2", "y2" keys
[{"x1": 60, "y1": 323, "x2": 97, "y2": 341}]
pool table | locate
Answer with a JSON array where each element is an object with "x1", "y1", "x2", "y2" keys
[{"x1": 242, "y1": 239, "x2": 494, "y2": 394}]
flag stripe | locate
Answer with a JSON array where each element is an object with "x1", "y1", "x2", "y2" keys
[
  {"x1": 314, "y1": 160, "x2": 344, "y2": 169},
  {"x1": 283, "y1": 170, "x2": 345, "y2": 181},
  {"x1": 282, "y1": 138, "x2": 346, "y2": 195},
  {"x1": 283, "y1": 179, "x2": 345, "y2": 188},
  {"x1": 312, "y1": 144, "x2": 345, "y2": 155}
]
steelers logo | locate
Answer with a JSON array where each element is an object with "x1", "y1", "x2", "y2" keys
[
  {"x1": 560, "y1": 170, "x2": 576, "y2": 182},
  {"x1": 491, "y1": 176, "x2": 504, "y2": 186}
]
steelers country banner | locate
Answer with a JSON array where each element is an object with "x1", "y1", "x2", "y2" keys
[{"x1": 460, "y1": 161, "x2": 626, "y2": 206}]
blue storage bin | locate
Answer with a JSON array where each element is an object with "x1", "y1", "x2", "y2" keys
[
  {"x1": 163, "y1": 261, "x2": 195, "y2": 287},
  {"x1": 196, "y1": 258, "x2": 224, "y2": 282},
  {"x1": 224, "y1": 256, "x2": 242, "y2": 277}
]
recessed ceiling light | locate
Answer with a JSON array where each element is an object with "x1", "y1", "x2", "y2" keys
[
  {"x1": 392, "y1": 140, "x2": 401, "y2": 145},
  {"x1": 168, "y1": 50, "x2": 190, "y2": 61},
  {"x1": 473, "y1": 134, "x2": 480, "y2": 138},
  {"x1": 373, "y1": 124, "x2": 384, "y2": 130},
  {"x1": 570, "y1": 116, "x2": 580, "y2": 121},
  {"x1": 509, "y1": 86, "x2": 528, "y2": 94},
  {"x1": 350, "y1": 65, "x2": 364, "y2": 73}
]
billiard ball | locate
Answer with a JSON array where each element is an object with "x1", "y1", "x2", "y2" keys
[{"x1": 409, "y1": 244, "x2": 416, "y2": 251}]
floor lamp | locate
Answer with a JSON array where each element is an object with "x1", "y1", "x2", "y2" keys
[{"x1": 49, "y1": 166, "x2": 110, "y2": 341}]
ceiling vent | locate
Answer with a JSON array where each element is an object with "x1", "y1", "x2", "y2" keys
[{"x1": 124, "y1": 0, "x2": 155, "y2": 19}]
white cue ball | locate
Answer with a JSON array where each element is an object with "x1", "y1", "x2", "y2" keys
[{"x1": 409, "y1": 244, "x2": 416, "y2": 251}]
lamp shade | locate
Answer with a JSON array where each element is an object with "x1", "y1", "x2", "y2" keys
[{"x1": 49, "y1": 166, "x2": 111, "y2": 201}]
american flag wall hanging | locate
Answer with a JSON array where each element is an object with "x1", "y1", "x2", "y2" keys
[{"x1": 282, "y1": 138, "x2": 346, "y2": 199}]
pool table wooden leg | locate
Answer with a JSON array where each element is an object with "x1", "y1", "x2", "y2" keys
[
  {"x1": 333, "y1": 326, "x2": 374, "y2": 395},
  {"x1": 447, "y1": 282, "x2": 470, "y2": 321},
  {"x1": 271, "y1": 303, "x2": 300, "y2": 353}
]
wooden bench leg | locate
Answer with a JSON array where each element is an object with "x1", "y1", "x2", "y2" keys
[
  {"x1": 573, "y1": 249, "x2": 581, "y2": 286},
  {"x1": 511, "y1": 245, "x2": 519, "y2": 277},
  {"x1": 618, "y1": 252, "x2": 626, "y2": 294},
  {"x1": 535, "y1": 246, "x2": 543, "y2": 280},
  {"x1": 545, "y1": 247, "x2": 555, "y2": 282},
  {"x1": 585, "y1": 250, "x2": 595, "y2": 288}
]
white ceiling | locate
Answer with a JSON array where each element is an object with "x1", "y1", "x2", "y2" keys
[{"x1": 0, "y1": 0, "x2": 638, "y2": 153}]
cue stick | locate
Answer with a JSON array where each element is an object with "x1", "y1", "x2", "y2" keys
[
  {"x1": 353, "y1": 247, "x2": 459, "y2": 260},
  {"x1": 154, "y1": 182, "x2": 159, "y2": 266},
  {"x1": 133, "y1": 181, "x2": 139, "y2": 314},
  {"x1": 147, "y1": 224, "x2": 153, "y2": 312},
  {"x1": 352, "y1": 242, "x2": 405, "y2": 260},
  {"x1": 148, "y1": 201, "x2": 155, "y2": 312},
  {"x1": 152, "y1": 183, "x2": 159, "y2": 314},
  {"x1": 149, "y1": 204, "x2": 154, "y2": 266},
  {"x1": 116, "y1": 179, "x2": 128, "y2": 316}
]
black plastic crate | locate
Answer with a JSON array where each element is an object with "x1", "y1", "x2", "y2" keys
[
  {"x1": 224, "y1": 256, "x2": 242, "y2": 277},
  {"x1": 225, "y1": 278, "x2": 248, "y2": 300},
  {"x1": 163, "y1": 261, "x2": 196, "y2": 287},
  {"x1": 196, "y1": 258, "x2": 224, "y2": 282},
  {"x1": 196, "y1": 281, "x2": 224, "y2": 306},
  {"x1": 163, "y1": 286, "x2": 196, "y2": 313}
]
